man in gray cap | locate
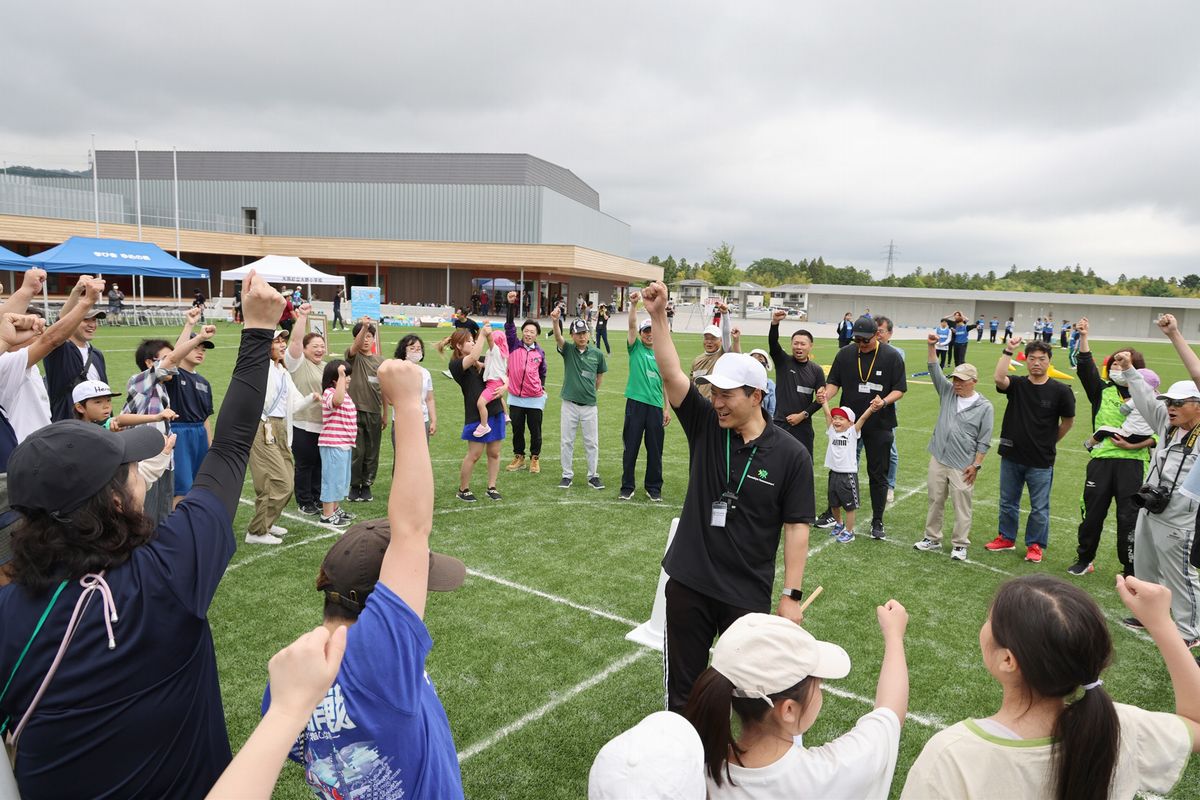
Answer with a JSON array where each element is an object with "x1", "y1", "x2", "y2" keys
[
  {"x1": 819, "y1": 316, "x2": 907, "y2": 540},
  {"x1": 261, "y1": 357, "x2": 468, "y2": 799},
  {"x1": 40, "y1": 274, "x2": 111, "y2": 421}
]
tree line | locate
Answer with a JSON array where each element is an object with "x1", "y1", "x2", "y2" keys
[{"x1": 648, "y1": 245, "x2": 1200, "y2": 298}]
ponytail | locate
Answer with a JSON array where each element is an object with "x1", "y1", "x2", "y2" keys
[
  {"x1": 1053, "y1": 686, "x2": 1119, "y2": 800},
  {"x1": 682, "y1": 668, "x2": 738, "y2": 786}
]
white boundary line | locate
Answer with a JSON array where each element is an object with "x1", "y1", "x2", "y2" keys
[
  {"x1": 457, "y1": 649, "x2": 652, "y2": 763},
  {"x1": 466, "y1": 568, "x2": 641, "y2": 628}
]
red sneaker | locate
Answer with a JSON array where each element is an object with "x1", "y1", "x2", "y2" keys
[
  {"x1": 1025, "y1": 544, "x2": 1043, "y2": 563},
  {"x1": 984, "y1": 536, "x2": 1016, "y2": 552}
]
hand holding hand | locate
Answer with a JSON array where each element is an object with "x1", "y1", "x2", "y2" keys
[
  {"x1": 265, "y1": 625, "x2": 348, "y2": 725},
  {"x1": 869, "y1": 395, "x2": 886, "y2": 412},
  {"x1": 815, "y1": 387, "x2": 827, "y2": 404}
]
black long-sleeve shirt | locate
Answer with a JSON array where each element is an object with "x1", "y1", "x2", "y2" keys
[{"x1": 768, "y1": 323, "x2": 825, "y2": 423}]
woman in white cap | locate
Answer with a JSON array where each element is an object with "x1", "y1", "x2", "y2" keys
[
  {"x1": 901, "y1": 575, "x2": 1200, "y2": 800},
  {"x1": 684, "y1": 604, "x2": 909, "y2": 799},
  {"x1": 747, "y1": 349, "x2": 775, "y2": 419}
]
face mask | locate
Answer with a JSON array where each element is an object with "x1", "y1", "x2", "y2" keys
[
  {"x1": 1109, "y1": 370, "x2": 1128, "y2": 386},
  {"x1": 408, "y1": 349, "x2": 424, "y2": 363}
]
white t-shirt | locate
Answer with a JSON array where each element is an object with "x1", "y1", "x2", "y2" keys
[
  {"x1": 900, "y1": 703, "x2": 1191, "y2": 800},
  {"x1": 0, "y1": 351, "x2": 51, "y2": 442},
  {"x1": 76, "y1": 343, "x2": 101, "y2": 382},
  {"x1": 709, "y1": 707, "x2": 900, "y2": 800},
  {"x1": 825, "y1": 424, "x2": 860, "y2": 473},
  {"x1": 955, "y1": 393, "x2": 981, "y2": 413}
]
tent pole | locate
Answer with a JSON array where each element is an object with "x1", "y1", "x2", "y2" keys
[
  {"x1": 134, "y1": 140, "x2": 142, "y2": 242},
  {"x1": 172, "y1": 147, "x2": 181, "y2": 258},
  {"x1": 91, "y1": 134, "x2": 100, "y2": 236},
  {"x1": 42, "y1": 283, "x2": 50, "y2": 321},
  {"x1": 519, "y1": 268, "x2": 524, "y2": 317},
  {"x1": 445, "y1": 264, "x2": 450, "y2": 308}
]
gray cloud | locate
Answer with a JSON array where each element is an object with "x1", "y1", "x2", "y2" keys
[{"x1": 3, "y1": 0, "x2": 1199, "y2": 279}]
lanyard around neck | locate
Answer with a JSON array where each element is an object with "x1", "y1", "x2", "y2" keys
[
  {"x1": 726, "y1": 431, "x2": 758, "y2": 495},
  {"x1": 857, "y1": 346, "x2": 879, "y2": 383}
]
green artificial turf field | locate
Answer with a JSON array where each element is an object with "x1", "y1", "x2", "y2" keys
[{"x1": 90, "y1": 321, "x2": 1198, "y2": 798}]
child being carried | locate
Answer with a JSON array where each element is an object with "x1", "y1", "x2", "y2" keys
[
  {"x1": 473, "y1": 330, "x2": 511, "y2": 437},
  {"x1": 1085, "y1": 368, "x2": 1160, "y2": 451}
]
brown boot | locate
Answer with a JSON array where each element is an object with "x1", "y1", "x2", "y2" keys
[
  {"x1": 506, "y1": 454, "x2": 526, "y2": 472},
  {"x1": 529, "y1": 455, "x2": 541, "y2": 474}
]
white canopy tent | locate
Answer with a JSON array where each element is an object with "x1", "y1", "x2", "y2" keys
[{"x1": 219, "y1": 255, "x2": 346, "y2": 288}]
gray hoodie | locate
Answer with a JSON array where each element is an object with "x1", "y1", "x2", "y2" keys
[{"x1": 1124, "y1": 367, "x2": 1200, "y2": 530}]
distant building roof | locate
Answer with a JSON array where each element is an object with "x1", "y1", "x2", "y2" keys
[
  {"x1": 796, "y1": 283, "x2": 1200, "y2": 309},
  {"x1": 673, "y1": 279, "x2": 711, "y2": 287}
]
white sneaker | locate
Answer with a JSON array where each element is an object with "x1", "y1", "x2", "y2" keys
[
  {"x1": 269, "y1": 525, "x2": 288, "y2": 536},
  {"x1": 951, "y1": 546, "x2": 968, "y2": 561},
  {"x1": 913, "y1": 538, "x2": 941, "y2": 552},
  {"x1": 886, "y1": 488, "x2": 896, "y2": 504},
  {"x1": 245, "y1": 532, "x2": 283, "y2": 545}
]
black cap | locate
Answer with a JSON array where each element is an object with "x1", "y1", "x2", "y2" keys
[
  {"x1": 569, "y1": 319, "x2": 589, "y2": 335},
  {"x1": 317, "y1": 519, "x2": 465, "y2": 613},
  {"x1": 851, "y1": 316, "x2": 877, "y2": 338},
  {"x1": 189, "y1": 332, "x2": 215, "y2": 350},
  {"x1": 8, "y1": 420, "x2": 165, "y2": 518},
  {"x1": 0, "y1": 475, "x2": 20, "y2": 566}
]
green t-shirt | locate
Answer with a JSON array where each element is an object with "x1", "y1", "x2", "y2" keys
[
  {"x1": 1093, "y1": 383, "x2": 1153, "y2": 463},
  {"x1": 559, "y1": 343, "x2": 607, "y2": 406},
  {"x1": 345, "y1": 349, "x2": 383, "y2": 414},
  {"x1": 625, "y1": 338, "x2": 664, "y2": 408}
]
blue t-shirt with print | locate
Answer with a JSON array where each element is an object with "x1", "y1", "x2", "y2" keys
[
  {"x1": 953, "y1": 323, "x2": 968, "y2": 344},
  {"x1": 263, "y1": 582, "x2": 463, "y2": 800}
]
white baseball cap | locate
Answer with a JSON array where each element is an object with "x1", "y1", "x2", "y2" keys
[
  {"x1": 711, "y1": 613, "x2": 851, "y2": 705},
  {"x1": 587, "y1": 711, "x2": 705, "y2": 800},
  {"x1": 748, "y1": 348, "x2": 772, "y2": 371},
  {"x1": 694, "y1": 353, "x2": 768, "y2": 392},
  {"x1": 702, "y1": 324, "x2": 722, "y2": 339},
  {"x1": 1157, "y1": 380, "x2": 1200, "y2": 402},
  {"x1": 72, "y1": 380, "x2": 121, "y2": 405}
]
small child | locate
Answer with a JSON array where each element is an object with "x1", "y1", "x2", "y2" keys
[
  {"x1": 73, "y1": 380, "x2": 176, "y2": 430},
  {"x1": 821, "y1": 396, "x2": 883, "y2": 543},
  {"x1": 473, "y1": 329, "x2": 510, "y2": 437},
  {"x1": 319, "y1": 360, "x2": 357, "y2": 527},
  {"x1": 1085, "y1": 368, "x2": 1160, "y2": 451}
]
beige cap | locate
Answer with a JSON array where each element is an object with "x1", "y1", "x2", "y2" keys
[
  {"x1": 950, "y1": 363, "x2": 979, "y2": 381},
  {"x1": 711, "y1": 613, "x2": 850, "y2": 705}
]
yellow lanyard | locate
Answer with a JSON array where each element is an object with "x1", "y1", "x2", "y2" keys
[{"x1": 857, "y1": 346, "x2": 879, "y2": 383}]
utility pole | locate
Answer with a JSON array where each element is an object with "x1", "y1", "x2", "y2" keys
[{"x1": 883, "y1": 240, "x2": 899, "y2": 278}]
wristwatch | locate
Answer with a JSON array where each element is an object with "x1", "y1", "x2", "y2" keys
[
  {"x1": 781, "y1": 587, "x2": 804, "y2": 602},
  {"x1": 971, "y1": 463, "x2": 983, "y2": 471}
]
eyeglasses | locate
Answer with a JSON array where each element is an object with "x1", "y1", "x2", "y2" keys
[{"x1": 1163, "y1": 398, "x2": 1199, "y2": 408}]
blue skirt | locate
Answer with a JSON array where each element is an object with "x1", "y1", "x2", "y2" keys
[{"x1": 460, "y1": 413, "x2": 507, "y2": 443}]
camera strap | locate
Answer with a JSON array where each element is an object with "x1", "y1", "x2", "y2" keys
[{"x1": 1150, "y1": 424, "x2": 1200, "y2": 491}]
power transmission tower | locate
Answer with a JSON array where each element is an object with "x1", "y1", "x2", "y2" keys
[{"x1": 882, "y1": 240, "x2": 900, "y2": 278}]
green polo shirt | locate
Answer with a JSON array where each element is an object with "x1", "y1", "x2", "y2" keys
[
  {"x1": 625, "y1": 338, "x2": 664, "y2": 408},
  {"x1": 559, "y1": 343, "x2": 607, "y2": 406}
]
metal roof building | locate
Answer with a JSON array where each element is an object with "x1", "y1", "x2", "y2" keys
[{"x1": 0, "y1": 151, "x2": 658, "y2": 313}]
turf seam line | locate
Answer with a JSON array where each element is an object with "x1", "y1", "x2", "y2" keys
[{"x1": 456, "y1": 649, "x2": 651, "y2": 763}]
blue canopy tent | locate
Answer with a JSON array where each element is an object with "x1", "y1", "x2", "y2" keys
[
  {"x1": 27, "y1": 236, "x2": 209, "y2": 315},
  {"x1": 0, "y1": 245, "x2": 30, "y2": 268}
]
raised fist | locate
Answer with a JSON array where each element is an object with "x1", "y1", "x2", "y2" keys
[
  {"x1": 1076, "y1": 318, "x2": 1088, "y2": 336},
  {"x1": 1157, "y1": 314, "x2": 1179, "y2": 336},
  {"x1": 1007, "y1": 336, "x2": 1023, "y2": 349},
  {"x1": 507, "y1": 291, "x2": 518, "y2": 304},
  {"x1": 927, "y1": 332, "x2": 939, "y2": 345},
  {"x1": 772, "y1": 309, "x2": 787, "y2": 324},
  {"x1": 186, "y1": 306, "x2": 203, "y2": 325},
  {"x1": 198, "y1": 324, "x2": 217, "y2": 340}
]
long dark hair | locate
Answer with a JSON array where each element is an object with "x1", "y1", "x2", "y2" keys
[
  {"x1": 683, "y1": 668, "x2": 816, "y2": 787},
  {"x1": 10, "y1": 464, "x2": 155, "y2": 594},
  {"x1": 989, "y1": 575, "x2": 1119, "y2": 800},
  {"x1": 322, "y1": 359, "x2": 351, "y2": 391}
]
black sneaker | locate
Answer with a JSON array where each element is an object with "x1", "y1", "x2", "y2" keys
[
  {"x1": 1121, "y1": 617, "x2": 1144, "y2": 630},
  {"x1": 870, "y1": 521, "x2": 886, "y2": 540},
  {"x1": 588, "y1": 476, "x2": 605, "y2": 490},
  {"x1": 347, "y1": 486, "x2": 361, "y2": 503},
  {"x1": 1066, "y1": 561, "x2": 1095, "y2": 576},
  {"x1": 558, "y1": 477, "x2": 572, "y2": 489},
  {"x1": 618, "y1": 489, "x2": 634, "y2": 500},
  {"x1": 646, "y1": 491, "x2": 663, "y2": 502},
  {"x1": 456, "y1": 489, "x2": 477, "y2": 503},
  {"x1": 815, "y1": 512, "x2": 838, "y2": 529},
  {"x1": 299, "y1": 503, "x2": 320, "y2": 516},
  {"x1": 486, "y1": 486, "x2": 502, "y2": 501},
  {"x1": 358, "y1": 486, "x2": 374, "y2": 502},
  {"x1": 334, "y1": 508, "x2": 355, "y2": 523}
]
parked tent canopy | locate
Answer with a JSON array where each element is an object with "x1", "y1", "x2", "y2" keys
[{"x1": 219, "y1": 255, "x2": 345, "y2": 287}]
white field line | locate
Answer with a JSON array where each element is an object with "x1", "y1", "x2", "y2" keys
[
  {"x1": 822, "y1": 684, "x2": 945, "y2": 729},
  {"x1": 226, "y1": 501, "x2": 352, "y2": 572},
  {"x1": 466, "y1": 568, "x2": 641, "y2": 628},
  {"x1": 457, "y1": 649, "x2": 652, "y2": 763}
]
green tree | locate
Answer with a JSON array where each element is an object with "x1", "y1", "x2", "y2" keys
[{"x1": 706, "y1": 241, "x2": 741, "y2": 287}]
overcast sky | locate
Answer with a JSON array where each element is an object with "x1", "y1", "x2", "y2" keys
[{"x1": 4, "y1": 1, "x2": 1198, "y2": 279}]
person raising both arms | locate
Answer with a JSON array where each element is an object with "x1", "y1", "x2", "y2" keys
[{"x1": 767, "y1": 308, "x2": 824, "y2": 459}]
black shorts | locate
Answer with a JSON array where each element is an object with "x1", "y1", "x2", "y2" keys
[{"x1": 827, "y1": 470, "x2": 859, "y2": 511}]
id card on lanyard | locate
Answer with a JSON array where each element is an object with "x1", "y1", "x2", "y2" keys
[{"x1": 712, "y1": 431, "x2": 757, "y2": 528}]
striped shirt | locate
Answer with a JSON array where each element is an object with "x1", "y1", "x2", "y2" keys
[{"x1": 319, "y1": 387, "x2": 357, "y2": 449}]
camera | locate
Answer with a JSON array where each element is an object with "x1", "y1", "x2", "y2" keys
[{"x1": 1132, "y1": 483, "x2": 1172, "y2": 514}]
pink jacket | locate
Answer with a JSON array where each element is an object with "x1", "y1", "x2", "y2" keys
[{"x1": 505, "y1": 327, "x2": 546, "y2": 399}]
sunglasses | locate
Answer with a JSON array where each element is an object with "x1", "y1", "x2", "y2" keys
[
  {"x1": 1163, "y1": 398, "x2": 1199, "y2": 408},
  {"x1": 853, "y1": 336, "x2": 874, "y2": 343}
]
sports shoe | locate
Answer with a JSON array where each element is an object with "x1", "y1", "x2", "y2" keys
[
  {"x1": 913, "y1": 538, "x2": 941, "y2": 552},
  {"x1": 347, "y1": 486, "x2": 361, "y2": 503},
  {"x1": 835, "y1": 528, "x2": 855, "y2": 543},
  {"x1": 1024, "y1": 544, "x2": 1043, "y2": 563},
  {"x1": 870, "y1": 521, "x2": 886, "y2": 541},
  {"x1": 985, "y1": 536, "x2": 1016, "y2": 552},
  {"x1": 646, "y1": 490, "x2": 663, "y2": 502},
  {"x1": 951, "y1": 546, "x2": 968, "y2": 561},
  {"x1": 299, "y1": 503, "x2": 320, "y2": 516},
  {"x1": 886, "y1": 488, "x2": 896, "y2": 504},
  {"x1": 486, "y1": 486, "x2": 502, "y2": 500},
  {"x1": 558, "y1": 477, "x2": 572, "y2": 489},
  {"x1": 1185, "y1": 638, "x2": 1200, "y2": 650},
  {"x1": 1121, "y1": 617, "x2": 1145, "y2": 630},
  {"x1": 1066, "y1": 561, "x2": 1095, "y2": 576},
  {"x1": 529, "y1": 455, "x2": 541, "y2": 474},
  {"x1": 245, "y1": 532, "x2": 283, "y2": 545},
  {"x1": 320, "y1": 513, "x2": 351, "y2": 528},
  {"x1": 506, "y1": 455, "x2": 526, "y2": 472},
  {"x1": 456, "y1": 488, "x2": 477, "y2": 503},
  {"x1": 588, "y1": 476, "x2": 605, "y2": 490},
  {"x1": 830, "y1": 522, "x2": 845, "y2": 538},
  {"x1": 357, "y1": 486, "x2": 373, "y2": 502},
  {"x1": 335, "y1": 508, "x2": 355, "y2": 522},
  {"x1": 269, "y1": 524, "x2": 288, "y2": 536},
  {"x1": 618, "y1": 489, "x2": 634, "y2": 500},
  {"x1": 815, "y1": 512, "x2": 838, "y2": 528}
]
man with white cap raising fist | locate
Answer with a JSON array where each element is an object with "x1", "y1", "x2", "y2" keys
[
  {"x1": 689, "y1": 299, "x2": 734, "y2": 400},
  {"x1": 640, "y1": 281, "x2": 815, "y2": 713}
]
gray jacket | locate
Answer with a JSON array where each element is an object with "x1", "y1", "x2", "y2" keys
[
  {"x1": 1124, "y1": 367, "x2": 1199, "y2": 530},
  {"x1": 927, "y1": 360, "x2": 994, "y2": 470}
]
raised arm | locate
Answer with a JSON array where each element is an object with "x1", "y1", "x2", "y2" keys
[
  {"x1": 768, "y1": 309, "x2": 787, "y2": 363},
  {"x1": 191, "y1": 271, "x2": 283, "y2": 520},
  {"x1": 1073, "y1": 318, "x2": 1106, "y2": 406},
  {"x1": 23, "y1": 275, "x2": 106, "y2": 368},
  {"x1": 995, "y1": 335, "x2": 1021, "y2": 391},
  {"x1": 874, "y1": 601, "x2": 910, "y2": 723},
  {"x1": 462, "y1": 321, "x2": 490, "y2": 370},
  {"x1": 718, "y1": 304, "x2": 732, "y2": 353},
  {"x1": 1116, "y1": 351, "x2": 1168, "y2": 433},
  {"x1": 627, "y1": 290, "x2": 641, "y2": 346},
  {"x1": 0, "y1": 268, "x2": 46, "y2": 317},
  {"x1": 854, "y1": 395, "x2": 885, "y2": 432},
  {"x1": 329, "y1": 364, "x2": 349, "y2": 409},
  {"x1": 1157, "y1": 314, "x2": 1200, "y2": 387},
  {"x1": 288, "y1": 303, "x2": 312, "y2": 362},
  {"x1": 378, "y1": 359, "x2": 435, "y2": 618},
  {"x1": 641, "y1": 281, "x2": 690, "y2": 408},
  {"x1": 550, "y1": 305, "x2": 565, "y2": 351},
  {"x1": 504, "y1": 291, "x2": 520, "y2": 351}
]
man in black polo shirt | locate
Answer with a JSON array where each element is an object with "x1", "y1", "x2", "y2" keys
[
  {"x1": 768, "y1": 308, "x2": 824, "y2": 458},
  {"x1": 640, "y1": 281, "x2": 814, "y2": 713},
  {"x1": 821, "y1": 316, "x2": 907, "y2": 540}
]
